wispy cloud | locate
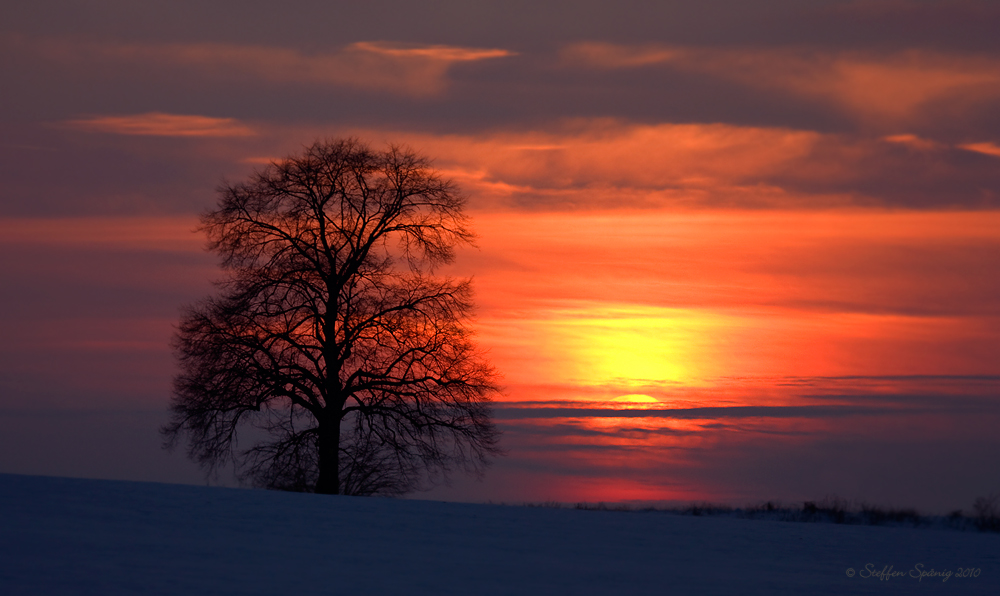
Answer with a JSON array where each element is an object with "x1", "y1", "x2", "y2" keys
[
  {"x1": 22, "y1": 37, "x2": 514, "y2": 97},
  {"x1": 561, "y1": 43, "x2": 682, "y2": 68},
  {"x1": 562, "y1": 43, "x2": 1000, "y2": 125},
  {"x1": 342, "y1": 120, "x2": 1000, "y2": 209},
  {"x1": 350, "y1": 41, "x2": 514, "y2": 62},
  {"x1": 362, "y1": 121, "x2": 824, "y2": 208},
  {"x1": 0, "y1": 216, "x2": 202, "y2": 250},
  {"x1": 494, "y1": 404, "x2": 907, "y2": 420},
  {"x1": 62, "y1": 113, "x2": 255, "y2": 137},
  {"x1": 881, "y1": 134, "x2": 940, "y2": 150},
  {"x1": 958, "y1": 141, "x2": 1000, "y2": 158}
]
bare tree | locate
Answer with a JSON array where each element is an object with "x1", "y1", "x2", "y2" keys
[{"x1": 163, "y1": 138, "x2": 502, "y2": 495}]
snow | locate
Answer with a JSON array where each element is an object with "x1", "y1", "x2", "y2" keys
[{"x1": 1, "y1": 473, "x2": 997, "y2": 595}]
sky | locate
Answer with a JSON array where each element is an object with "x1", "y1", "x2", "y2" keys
[{"x1": 1, "y1": 0, "x2": 999, "y2": 512}]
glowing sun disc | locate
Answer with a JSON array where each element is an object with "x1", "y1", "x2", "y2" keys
[{"x1": 611, "y1": 394, "x2": 660, "y2": 404}]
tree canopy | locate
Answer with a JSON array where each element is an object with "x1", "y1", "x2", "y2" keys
[{"x1": 164, "y1": 138, "x2": 502, "y2": 495}]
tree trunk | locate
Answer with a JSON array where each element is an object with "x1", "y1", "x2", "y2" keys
[{"x1": 315, "y1": 412, "x2": 341, "y2": 494}]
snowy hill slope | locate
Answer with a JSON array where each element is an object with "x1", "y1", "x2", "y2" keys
[{"x1": 1, "y1": 473, "x2": 997, "y2": 595}]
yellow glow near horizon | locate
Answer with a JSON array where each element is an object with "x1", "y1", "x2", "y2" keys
[
  {"x1": 465, "y1": 209, "x2": 1000, "y2": 407},
  {"x1": 611, "y1": 394, "x2": 660, "y2": 403},
  {"x1": 538, "y1": 305, "x2": 723, "y2": 388}
]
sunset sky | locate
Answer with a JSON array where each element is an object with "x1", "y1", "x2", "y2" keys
[{"x1": 2, "y1": 0, "x2": 999, "y2": 512}]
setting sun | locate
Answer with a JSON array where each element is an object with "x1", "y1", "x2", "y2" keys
[
  {"x1": 611, "y1": 394, "x2": 660, "y2": 403},
  {"x1": 537, "y1": 306, "x2": 721, "y2": 388}
]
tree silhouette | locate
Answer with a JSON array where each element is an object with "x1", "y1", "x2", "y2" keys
[{"x1": 163, "y1": 139, "x2": 502, "y2": 495}]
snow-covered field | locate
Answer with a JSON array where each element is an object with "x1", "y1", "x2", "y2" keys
[{"x1": 1, "y1": 474, "x2": 997, "y2": 595}]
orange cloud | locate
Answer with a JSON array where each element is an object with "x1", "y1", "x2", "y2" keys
[
  {"x1": 563, "y1": 43, "x2": 1000, "y2": 125},
  {"x1": 262, "y1": 119, "x2": 998, "y2": 209},
  {"x1": 881, "y1": 134, "x2": 940, "y2": 150},
  {"x1": 0, "y1": 216, "x2": 202, "y2": 250},
  {"x1": 21, "y1": 36, "x2": 514, "y2": 97},
  {"x1": 343, "y1": 121, "x2": 826, "y2": 208},
  {"x1": 350, "y1": 41, "x2": 514, "y2": 62},
  {"x1": 63, "y1": 113, "x2": 256, "y2": 137},
  {"x1": 958, "y1": 141, "x2": 1000, "y2": 158},
  {"x1": 561, "y1": 42, "x2": 681, "y2": 68}
]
